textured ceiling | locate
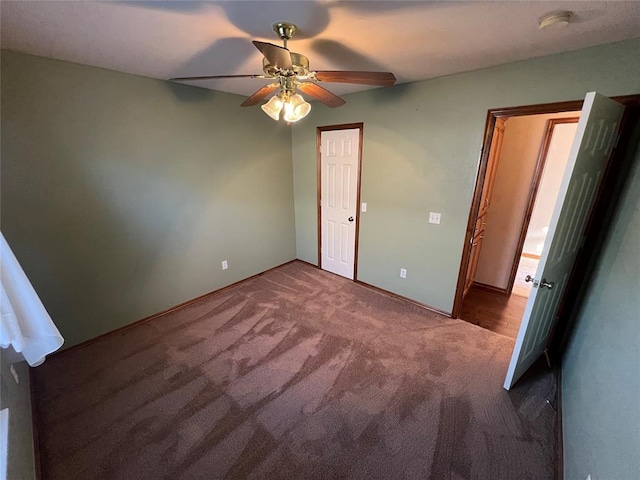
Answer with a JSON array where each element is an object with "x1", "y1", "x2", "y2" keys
[{"x1": 2, "y1": 1, "x2": 640, "y2": 98}]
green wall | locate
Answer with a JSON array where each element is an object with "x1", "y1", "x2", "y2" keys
[
  {"x1": 561, "y1": 136, "x2": 640, "y2": 479},
  {"x1": 1, "y1": 51, "x2": 296, "y2": 348},
  {"x1": 2, "y1": 36, "x2": 640, "y2": 480},
  {"x1": 292, "y1": 37, "x2": 640, "y2": 313}
]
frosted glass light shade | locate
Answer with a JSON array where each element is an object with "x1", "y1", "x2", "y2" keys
[
  {"x1": 261, "y1": 95, "x2": 283, "y2": 120},
  {"x1": 283, "y1": 93, "x2": 311, "y2": 122}
]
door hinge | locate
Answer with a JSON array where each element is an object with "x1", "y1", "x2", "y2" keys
[
  {"x1": 579, "y1": 234, "x2": 587, "y2": 250},
  {"x1": 609, "y1": 133, "x2": 622, "y2": 155},
  {"x1": 543, "y1": 348, "x2": 552, "y2": 368},
  {"x1": 614, "y1": 132, "x2": 622, "y2": 147}
]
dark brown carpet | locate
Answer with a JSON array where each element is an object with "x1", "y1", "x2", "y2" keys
[{"x1": 32, "y1": 261, "x2": 557, "y2": 479}]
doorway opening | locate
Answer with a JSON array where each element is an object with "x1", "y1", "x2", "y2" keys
[
  {"x1": 316, "y1": 123, "x2": 364, "y2": 280},
  {"x1": 511, "y1": 118, "x2": 580, "y2": 298},
  {"x1": 453, "y1": 94, "x2": 638, "y2": 389},
  {"x1": 459, "y1": 112, "x2": 580, "y2": 338}
]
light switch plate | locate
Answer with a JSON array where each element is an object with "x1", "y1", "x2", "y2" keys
[
  {"x1": 400, "y1": 268, "x2": 407, "y2": 278},
  {"x1": 221, "y1": 260, "x2": 228, "y2": 270},
  {"x1": 429, "y1": 212, "x2": 441, "y2": 224},
  {"x1": 361, "y1": 202, "x2": 367, "y2": 212}
]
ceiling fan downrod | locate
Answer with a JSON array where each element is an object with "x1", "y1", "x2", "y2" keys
[{"x1": 273, "y1": 22, "x2": 297, "y2": 49}]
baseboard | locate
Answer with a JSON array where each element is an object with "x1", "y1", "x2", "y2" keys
[
  {"x1": 295, "y1": 259, "x2": 319, "y2": 269},
  {"x1": 556, "y1": 365, "x2": 564, "y2": 480},
  {"x1": 354, "y1": 279, "x2": 452, "y2": 318},
  {"x1": 472, "y1": 281, "x2": 509, "y2": 295},
  {"x1": 49, "y1": 259, "x2": 298, "y2": 359},
  {"x1": 298, "y1": 260, "x2": 452, "y2": 318},
  {"x1": 48, "y1": 258, "x2": 451, "y2": 359}
]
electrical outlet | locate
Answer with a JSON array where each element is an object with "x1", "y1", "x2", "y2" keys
[
  {"x1": 10, "y1": 365, "x2": 19, "y2": 384},
  {"x1": 221, "y1": 260, "x2": 228, "y2": 270},
  {"x1": 429, "y1": 212, "x2": 441, "y2": 224},
  {"x1": 400, "y1": 268, "x2": 407, "y2": 279},
  {"x1": 361, "y1": 202, "x2": 367, "y2": 212}
]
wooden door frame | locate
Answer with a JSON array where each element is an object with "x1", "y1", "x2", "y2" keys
[
  {"x1": 466, "y1": 117, "x2": 506, "y2": 294},
  {"x1": 451, "y1": 95, "x2": 640, "y2": 319},
  {"x1": 316, "y1": 123, "x2": 364, "y2": 280},
  {"x1": 503, "y1": 116, "x2": 580, "y2": 294}
]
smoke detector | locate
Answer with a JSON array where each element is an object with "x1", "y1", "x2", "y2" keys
[{"x1": 538, "y1": 11, "x2": 573, "y2": 30}]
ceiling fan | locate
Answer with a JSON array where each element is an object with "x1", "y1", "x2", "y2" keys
[{"x1": 171, "y1": 22, "x2": 397, "y2": 122}]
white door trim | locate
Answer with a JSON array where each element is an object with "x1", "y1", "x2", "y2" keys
[{"x1": 317, "y1": 123, "x2": 364, "y2": 279}]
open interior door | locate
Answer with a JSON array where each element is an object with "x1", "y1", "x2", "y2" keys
[
  {"x1": 463, "y1": 118, "x2": 506, "y2": 297},
  {"x1": 503, "y1": 92, "x2": 624, "y2": 390}
]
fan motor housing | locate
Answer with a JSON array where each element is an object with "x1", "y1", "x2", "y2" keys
[{"x1": 263, "y1": 52, "x2": 310, "y2": 78}]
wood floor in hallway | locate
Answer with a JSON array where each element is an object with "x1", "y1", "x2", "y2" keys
[{"x1": 460, "y1": 285, "x2": 528, "y2": 339}]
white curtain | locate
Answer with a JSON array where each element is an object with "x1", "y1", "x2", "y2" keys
[{"x1": 0, "y1": 232, "x2": 63, "y2": 366}]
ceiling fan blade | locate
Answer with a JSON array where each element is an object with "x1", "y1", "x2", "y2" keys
[
  {"x1": 297, "y1": 82, "x2": 346, "y2": 108},
  {"x1": 252, "y1": 41, "x2": 293, "y2": 70},
  {"x1": 241, "y1": 83, "x2": 280, "y2": 107},
  {"x1": 171, "y1": 74, "x2": 266, "y2": 82},
  {"x1": 314, "y1": 71, "x2": 396, "y2": 86}
]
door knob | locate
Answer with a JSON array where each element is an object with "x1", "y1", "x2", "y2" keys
[
  {"x1": 348, "y1": 216, "x2": 354, "y2": 222},
  {"x1": 540, "y1": 279, "x2": 554, "y2": 289},
  {"x1": 525, "y1": 275, "x2": 534, "y2": 283}
]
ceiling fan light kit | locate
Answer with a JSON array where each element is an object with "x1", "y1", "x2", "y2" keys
[
  {"x1": 284, "y1": 93, "x2": 311, "y2": 122},
  {"x1": 171, "y1": 22, "x2": 397, "y2": 123},
  {"x1": 261, "y1": 90, "x2": 311, "y2": 122},
  {"x1": 261, "y1": 94, "x2": 284, "y2": 121}
]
